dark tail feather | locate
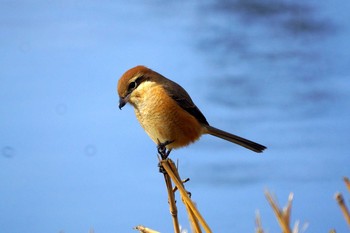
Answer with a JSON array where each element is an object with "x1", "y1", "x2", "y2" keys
[{"x1": 205, "y1": 125, "x2": 266, "y2": 153}]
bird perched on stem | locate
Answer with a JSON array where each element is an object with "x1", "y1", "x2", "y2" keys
[{"x1": 117, "y1": 65, "x2": 266, "y2": 156}]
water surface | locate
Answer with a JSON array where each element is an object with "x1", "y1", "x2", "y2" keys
[{"x1": 1, "y1": 1, "x2": 349, "y2": 232}]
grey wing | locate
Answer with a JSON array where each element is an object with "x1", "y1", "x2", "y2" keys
[{"x1": 162, "y1": 78, "x2": 209, "y2": 126}]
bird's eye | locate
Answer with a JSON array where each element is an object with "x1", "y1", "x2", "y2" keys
[{"x1": 128, "y1": 81, "x2": 137, "y2": 91}]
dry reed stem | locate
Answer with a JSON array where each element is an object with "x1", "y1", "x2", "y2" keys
[
  {"x1": 134, "y1": 225, "x2": 161, "y2": 233},
  {"x1": 168, "y1": 161, "x2": 202, "y2": 233},
  {"x1": 335, "y1": 192, "x2": 350, "y2": 228},
  {"x1": 184, "y1": 202, "x2": 202, "y2": 233},
  {"x1": 255, "y1": 210, "x2": 264, "y2": 233},
  {"x1": 161, "y1": 159, "x2": 212, "y2": 233},
  {"x1": 292, "y1": 221, "x2": 300, "y2": 233},
  {"x1": 344, "y1": 177, "x2": 350, "y2": 194},
  {"x1": 264, "y1": 190, "x2": 293, "y2": 233},
  {"x1": 162, "y1": 165, "x2": 181, "y2": 233}
]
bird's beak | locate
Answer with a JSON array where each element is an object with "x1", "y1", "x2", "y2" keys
[{"x1": 119, "y1": 97, "x2": 127, "y2": 110}]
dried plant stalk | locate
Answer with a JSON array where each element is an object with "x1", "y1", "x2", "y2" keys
[
  {"x1": 344, "y1": 177, "x2": 350, "y2": 194},
  {"x1": 161, "y1": 159, "x2": 212, "y2": 233},
  {"x1": 335, "y1": 192, "x2": 350, "y2": 228},
  {"x1": 162, "y1": 167, "x2": 180, "y2": 233},
  {"x1": 182, "y1": 196, "x2": 202, "y2": 233},
  {"x1": 255, "y1": 210, "x2": 264, "y2": 233},
  {"x1": 168, "y1": 160, "x2": 202, "y2": 233},
  {"x1": 134, "y1": 225, "x2": 161, "y2": 233},
  {"x1": 264, "y1": 190, "x2": 293, "y2": 233}
]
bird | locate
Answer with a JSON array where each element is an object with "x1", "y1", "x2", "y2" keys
[{"x1": 117, "y1": 65, "x2": 266, "y2": 156}]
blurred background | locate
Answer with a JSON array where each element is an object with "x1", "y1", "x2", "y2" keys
[{"x1": 1, "y1": 0, "x2": 349, "y2": 232}]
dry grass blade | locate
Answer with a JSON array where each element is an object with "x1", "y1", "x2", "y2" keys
[{"x1": 264, "y1": 190, "x2": 293, "y2": 233}]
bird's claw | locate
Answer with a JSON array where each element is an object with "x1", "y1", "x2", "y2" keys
[
  {"x1": 158, "y1": 162, "x2": 167, "y2": 174},
  {"x1": 157, "y1": 139, "x2": 174, "y2": 160}
]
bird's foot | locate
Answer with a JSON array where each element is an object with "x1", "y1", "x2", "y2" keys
[
  {"x1": 157, "y1": 139, "x2": 174, "y2": 160},
  {"x1": 158, "y1": 162, "x2": 166, "y2": 174}
]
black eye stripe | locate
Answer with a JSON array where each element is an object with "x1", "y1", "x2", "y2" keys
[
  {"x1": 135, "y1": 75, "x2": 144, "y2": 85},
  {"x1": 127, "y1": 75, "x2": 146, "y2": 93}
]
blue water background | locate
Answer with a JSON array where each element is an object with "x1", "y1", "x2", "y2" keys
[{"x1": 1, "y1": 1, "x2": 349, "y2": 232}]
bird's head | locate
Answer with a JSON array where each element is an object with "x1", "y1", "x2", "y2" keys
[{"x1": 117, "y1": 65, "x2": 152, "y2": 109}]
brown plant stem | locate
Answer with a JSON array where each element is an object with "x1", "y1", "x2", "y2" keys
[
  {"x1": 134, "y1": 225, "x2": 161, "y2": 233},
  {"x1": 160, "y1": 159, "x2": 212, "y2": 233},
  {"x1": 264, "y1": 190, "x2": 293, "y2": 233},
  {"x1": 255, "y1": 210, "x2": 264, "y2": 233},
  {"x1": 162, "y1": 166, "x2": 180, "y2": 233},
  {"x1": 344, "y1": 177, "x2": 350, "y2": 194},
  {"x1": 168, "y1": 161, "x2": 202, "y2": 233},
  {"x1": 335, "y1": 192, "x2": 350, "y2": 228}
]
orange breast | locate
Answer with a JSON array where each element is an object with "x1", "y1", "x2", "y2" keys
[{"x1": 133, "y1": 83, "x2": 203, "y2": 149}]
